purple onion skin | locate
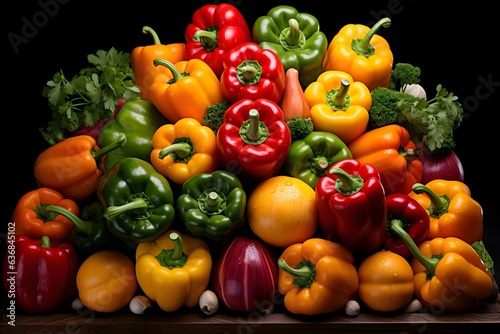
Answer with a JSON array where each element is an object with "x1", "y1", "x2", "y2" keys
[
  {"x1": 212, "y1": 237, "x2": 278, "y2": 313},
  {"x1": 420, "y1": 149, "x2": 465, "y2": 184}
]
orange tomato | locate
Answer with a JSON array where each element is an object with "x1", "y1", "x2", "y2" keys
[
  {"x1": 76, "y1": 250, "x2": 137, "y2": 313},
  {"x1": 357, "y1": 250, "x2": 415, "y2": 312},
  {"x1": 247, "y1": 176, "x2": 317, "y2": 248}
]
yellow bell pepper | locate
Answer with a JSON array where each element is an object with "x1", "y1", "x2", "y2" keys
[
  {"x1": 149, "y1": 58, "x2": 223, "y2": 124},
  {"x1": 322, "y1": 18, "x2": 393, "y2": 91},
  {"x1": 135, "y1": 230, "x2": 212, "y2": 312},
  {"x1": 150, "y1": 117, "x2": 219, "y2": 185},
  {"x1": 304, "y1": 70, "x2": 371, "y2": 144}
]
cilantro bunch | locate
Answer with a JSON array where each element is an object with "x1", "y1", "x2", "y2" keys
[{"x1": 40, "y1": 47, "x2": 140, "y2": 145}]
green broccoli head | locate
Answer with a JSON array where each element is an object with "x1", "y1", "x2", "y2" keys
[
  {"x1": 389, "y1": 63, "x2": 421, "y2": 91},
  {"x1": 286, "y1": 116, "x2": 314, "y2": 140}
]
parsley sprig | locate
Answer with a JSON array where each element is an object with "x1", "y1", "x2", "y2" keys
[{"x1": 40, "y1": 47, "x2": 140, "y2": 145}]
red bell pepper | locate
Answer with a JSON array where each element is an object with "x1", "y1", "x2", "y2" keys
[
  {"x1": 2, "y1": 235, "x2": 79, "y2": 313},
  {"x1": 384, "y1": 193, "x2": 430, "y2": 259},
  {"x1": 315, "y1": 158, "x2": 387, "y2": 257},
  {"x1": 220, "y1": 42, "x2": 286, "y2": 104},
  {"x1": 184, "y1": 3, "x2": 252, "y2": 78},
  {"x1": 216, "y1": 98, "x2": 291, "y2": 181}
]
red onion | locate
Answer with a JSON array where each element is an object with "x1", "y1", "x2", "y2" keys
[
  {"x1": 419, "y1": 149, "x2": 465, "y2": 184},
  {"x1": 212, "y1": 236, "x2": 278, "y2": 313},
  {"x1": 72, "y1": 98, "x2": 126, "y2": 140}
]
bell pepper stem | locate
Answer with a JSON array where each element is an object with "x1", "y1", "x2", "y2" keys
[
  {"x1": 154, "y1": 58, "x2": 183, "y2": 82},
  {"x1": 236, "y1": 60, "x2": 262, "y2": 85},
  {"x1": 104, "y1": 197, "x2": 150, "y2": 221},
  {"x1": 158, "y1": 142, "x2": 192, "y2": 160},
  {"x1": 411, "y1": 183, "x2": 450, "y2": 217},
  {"x1": 328, "y1": 166, "x2": 363, "y2": 195},
  {"x1": 279, "y1": 18, "x2": 305, "y2": 50},
  {"x1": 91, "y1": 132, "x2": 126, "y2": 161},
  {"x1": 239, "y1": 109, "x2": 269, "y2": 144},
  {"x1": 39, "y1": 235, "x2": 51, "y2": 248},
  {"x1": 192, "y1": 30, "x2": 218, "y2": 51},
  {"x1": 155, "y1": 232, "x2": 189, "y2": 269},
  {"x1": 327, "y1": 79, "x2": 351, "y2": 110},
  {"x1": 389, "y1": 218, "x2": 439, "y2": 278},
  {"x1": 353, "y1": 17, "x2": 391, "y2": 56},
  {"x1": 42, "y1": 204, "x2": 94, "y2": 236},
  {"x1": 278, "y1": 259, "x2": 315, "y2": 288},
  {"x1": 312, "y1": 157, "x2": 329, "y2": 172},
  {"x1": 142, "y1": 26, "x2": 161, "y2": 45}
]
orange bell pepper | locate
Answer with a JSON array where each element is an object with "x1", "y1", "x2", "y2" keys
[
  {"x1": 11, "y1": 187, "x2": 79, "y2": 242},
  {"x1": 149, "y1": 58, "x2": 223, "y2": 124},
  {"x1": 131, "y1": 26, "x2": 186, "y2": 102},
  {"x1": 277, "y1": 238, "x2": 359, "y2": 315},
  {"x1": 34, "y1": 134, "x2": 125, "y2": 201},
  {"x1": 348, "y1": 124, "x2": 423, "y2": 195},
  {"x1": 304, "y1": 70, "x2": 371, "y2": 145},
  {"x1": 150, "y1": 117, "x2": 219, "y2": 185},
  {"x1": 322, "y1": 18, "x2": 393, "y2": 91},
  {"x1": 408, "y1": 180, "x2": 483, "y2": 244},
  {"x1": 410, "y1": 237, "x2": 493, "y2": 312}
]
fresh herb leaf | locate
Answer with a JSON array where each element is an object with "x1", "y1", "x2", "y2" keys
[{"x1": 40, "y1": 47, "x2": 140, "y2": 145}]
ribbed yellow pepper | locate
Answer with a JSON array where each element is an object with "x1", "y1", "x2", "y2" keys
[
  {"x1": 304, "y1": 70, "x2": 371, "y2": 145},
  {"x1": 135, "y1": 230, "x2": 212, "y2": 312},
  {"x1": 322, "y1": 18, "x2": 393, "y2": 91}
]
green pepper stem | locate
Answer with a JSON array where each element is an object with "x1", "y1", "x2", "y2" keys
[
  {"x1": 389, "y1": 218, "x2": 439, "y2": 277},
  {"x1": 278, "y1": 259, "x2": 314, "y2": 287},
  {"x1": 104, "y1": 197, "x2": 149, "y2": 221},
  {"x1": 312, "y1": 157, "x2": 329, "y2": 172},
  {"x1": 158, "y1": 142, "x2": 192, "y2": 160},
  {"x1": 169, "y1": 232, "x2": 183, "y2": 260},
  {"x1": 42, "y1": 204, "x2": 94, "y2": 236},
  {"x1": 154, "y1": 58, "x2": 183, "y2": 82},
  {"x1": 246, "y1": 109, "x2": 263, "y2": 141},
  {"x1": 236, "y1": 60, "x2": 262, "y2": 85},
  {"x1": 328, "y1": 167, "x2": 363, "y2": 195},
  {"x1": 155, "y1": 232, "x2": 189, "y2": 269},
  {"x1": 39, "y1": 236, "x2": 51, "y2": 248},
  {"x1": 142, "y1": 26, "x2": 161, "y2": 45},
  {"x1": 333, "y1": 79, "x2": 350, "y2": 107},
  {"x1": 92, "y1": 132, "x2": 126, "y2": 161},
  {"x1": 285, "y1": 18, "x2": 300, "y2": 45},
  {"x1": 193, "y1": 30, "x2": 217, "y2": 49},
  {"x1": 411, "y1": 183, "x2": 450, "y2": 217},
  {"x1": 356, "y1": 17, "x2": 391, "y2": 53}
]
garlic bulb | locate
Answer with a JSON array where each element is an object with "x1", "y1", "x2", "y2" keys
[
  {"x1": 404, "y1": 299, "x2": 423, "y2": 313},
  {"x1": 129, "y1": 295, "x2": 152, "y2": 315},
  {"x1": 199, "y1": 290, "x2": 219, "y2": 315},
  {"x1": 401, "y1": 84, "x2": 427, "y2": 99},
  {"x1": 71, "y1": 297, "x2": 84, "y2": 311},
  {"x1": 344, "y1": 299, "x2": 360, "y2": 317}
]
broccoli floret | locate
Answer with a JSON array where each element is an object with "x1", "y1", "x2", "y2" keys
[
  {"x1": 368, "y1": 87, "x2": 423, "y2": 130},
  {"x1": 286, "y1": 116, "x2": 314, "y2": 140},
  {"x1": 201, "y1": 100, "x2": 231, "y2": 134},
  {"x1": 389, "y1": 63, "x2": 421, "y2": 91}
]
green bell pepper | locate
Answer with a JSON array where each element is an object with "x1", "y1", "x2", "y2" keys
[
  {"x1": 97, "y1": 157, "x2": 176, "y2": 244},
  {"x1": 252, "y1": 5, "x2": 328, "y2": 89},
  {"x1": 176, "y1": 170, "x2": 247, "y2": 243},
  {"x1": 98, "y1": 99, "x2": 168, "y2": 171},
  {"x1": 283, "y1": 131, "x2": 352, "y2": 189}
]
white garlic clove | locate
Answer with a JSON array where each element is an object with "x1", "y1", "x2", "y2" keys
[
  {"x1": 71, "y1": 297, "x2": 85, "y2": 311},
  {"x1": 401, "y1": 84, "x2": 427, "y2": 99},
  {"x1": 404, "y1": 298, "x2": 423, "y2": 313},
  {"x1": 129, "y1": 295, "x2": 152, "y2": 315},
  {"x1": 199, "y1": 290, "x2": 219, "y2": 316},
  {"x1": 344, "y1": 299, "x2": 360, "y2": 317}
]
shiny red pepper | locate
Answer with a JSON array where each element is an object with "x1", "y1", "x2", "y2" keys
[
  {"x1": 184, "y1": 3, "x2": 253, "y2": 78},
  {"x1": 2, "y1": 235, "x2": 78, "y2": 313},
  {"x1": 315, "y1": 158, "x2": 387, "y2": 257},
  {"x1": 384, "y1": 193, "x2": 430, "y2": 259},
  {"x1": 216, "y1": 98, "x2": 291, "y2": 181},
  {"x1": 220, "y1": 42, "x2": 286, "y2": 104}
]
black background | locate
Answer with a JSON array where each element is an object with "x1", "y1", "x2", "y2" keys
[{"x1": 4, "y1": 0, "x2": 499, "y2": 275}]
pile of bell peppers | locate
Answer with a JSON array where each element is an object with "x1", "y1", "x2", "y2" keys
[{"x1": 4, "y1": 2, "x2": 498, "y2": 319}]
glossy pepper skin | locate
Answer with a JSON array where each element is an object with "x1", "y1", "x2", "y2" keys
[
  {"x1": 184, "y1": 3, "x2": 252, "y2": 78},
  {"x1": 315, "y1": 158, "x2": 387, "y2": 257},
  {"x1": 305, "y1": 70, "x2": 372, "y2": 145},
  {"x1": 34, "y1": 134, "x2": 125, "y2": 201},
  {"x1": 2, "y1": 235, "x2": 79, "y2": 313},
  {"x1": 277, "y1": 238, "x2": 359, "y2": 315},
  {"x1": 252, "y1": 5, "x2": 328, "y2": 89},
  {"x1": 348, "y1": 124, "x2": 423, "y2": 195},
  {"x1": 323, "y1": 18, "x2": 393, "y2": 91},
  {"x1": 176, "y1": 170, "x2": 247, "y2": 243},
  {"x1": 216, "y1": 98, "x2": 291, "y2": 181},
  {"x1": 150, "y1": 118, "x2": 219, "y2": 185},
  {"x1": 98, "y1": 99, "x2": 169, "y2": 172},
  {"x1": 150, "y1": 58, "x2": 223, "y2": 124},
  {"x1": 12, "y1": 187, "x2": 79, "y2": 242},
  {"x1": 135, "y1": 230, "x2": 212, "y2": 312},
  {"x1": 220, "y1": 42, "x2": 286, "y2": 104},
  {"x1": 96, "y1": 157, "x2": 176, "y2": 244},
  {"x1": 385, "y1": 193, "x2": 430, "y2": 259},
  {"x1": 131, "y1": 26, "x2": 186, "y2": 102},
  {"x1": 409, "y1": 180, "x2": 483, "y2": 244},
  {"x1": 283, "y1": 131, "x2": 352, "y2": 189}
]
